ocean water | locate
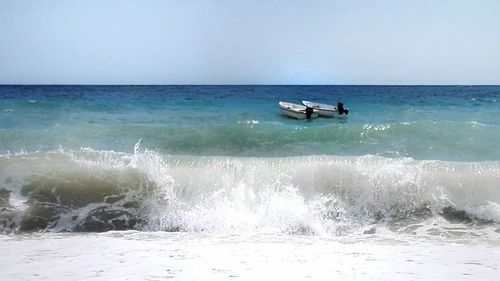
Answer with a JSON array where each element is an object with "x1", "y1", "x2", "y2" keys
[{"x1": 0, "y1": 85, "x2": 499, "y2": 280}]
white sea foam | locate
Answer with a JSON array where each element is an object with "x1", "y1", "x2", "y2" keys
[
  {"x1": 1, "y1": 143, "x2": 499, "y2": 237},
  {"x1": 1, "y1": 232, "x2": 499, "y2": 281}
]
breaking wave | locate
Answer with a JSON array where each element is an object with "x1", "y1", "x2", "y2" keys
[{"x1": 1, "y1": 142, "x2": 499, "y2": 238}]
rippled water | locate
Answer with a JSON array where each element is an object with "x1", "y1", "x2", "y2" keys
[{"x1": 1, "y1": 85, "x2": 499, "y2": 280}]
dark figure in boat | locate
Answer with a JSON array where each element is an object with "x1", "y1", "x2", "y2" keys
[
  {"x1": 337, "y1": 102, "x2": 348, "y2": 115},
  {"x1": 305, "y1": 106, "x2": 314, "y2": 119}
]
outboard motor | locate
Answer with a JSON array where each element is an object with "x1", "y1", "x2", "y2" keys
[
  {"x1": 337, "y1": 102, "x2": 348, "y2": 115},
  {"x1": 305, "y1": 106, "x2": 314, "y2": 119}
]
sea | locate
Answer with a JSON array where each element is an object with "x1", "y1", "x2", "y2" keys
[{"x1": 0, "y1": 85, "x2": 499, "y2": 280}]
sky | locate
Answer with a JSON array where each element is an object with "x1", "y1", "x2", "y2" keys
[{"x1": 1, "y1": 0, "x2": 499, "y2": 85}]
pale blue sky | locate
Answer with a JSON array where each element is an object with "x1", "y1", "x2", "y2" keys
[{"x1": 1, "y1": 0, "x2": 499, "y2": 84}]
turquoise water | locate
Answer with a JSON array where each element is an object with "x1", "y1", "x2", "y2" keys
[
  {"x1": 0, "y1": 85, "x2": 499, "y2": 234},
  {"x1": 1, "y1": 85, "x2": 499, "y2": 160}
]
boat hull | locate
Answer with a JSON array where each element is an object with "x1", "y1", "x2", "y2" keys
[
  {"x1": 280, "y1": 107, "x2": 318, "y2": 119},
  {"x1": 314, "y1": 108, "x2": 337, "y2": 117},
  {"x1": 279, "y1": 102, "x2": 318, "y2": 119}
]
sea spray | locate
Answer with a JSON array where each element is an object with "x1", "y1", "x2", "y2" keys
[{"x1": 1, "y1": 143, "x2": 499, "y2": 237}]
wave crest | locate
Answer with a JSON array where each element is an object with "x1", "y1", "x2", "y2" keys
[{"x1": 1, "y1": 144, "x2": 499, "y2": 237}]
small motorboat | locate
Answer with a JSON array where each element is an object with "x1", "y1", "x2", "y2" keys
[
  {"x1": 279, "y1": 101, "x2": 318, "y2": 119},
  {"x1": 302, "y1": 101, "x2": 349, "y2": 117}
]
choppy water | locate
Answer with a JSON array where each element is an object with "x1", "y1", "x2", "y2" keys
[
  {"x1": 0, "y1": 85, "x2": 499, "y2": 280},
  {"x1": 1, "y1": 85, "x2": 499, "y2": 159}
]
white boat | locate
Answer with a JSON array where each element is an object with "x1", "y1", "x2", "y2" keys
[
  {"x1": 302, "y1": 101, "x2": 349, "y2": 117},
  {"x1": 279, "y1": 101, "x2": 318, "y2": 119}
]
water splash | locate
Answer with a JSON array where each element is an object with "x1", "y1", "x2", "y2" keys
[{"x1": 0, "y1": 146, "x2": 499, "y2": 238}]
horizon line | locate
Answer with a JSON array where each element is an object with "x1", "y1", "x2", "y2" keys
[{"x1": 1, "y1": 84, "x2": 500, "y2": 87}]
